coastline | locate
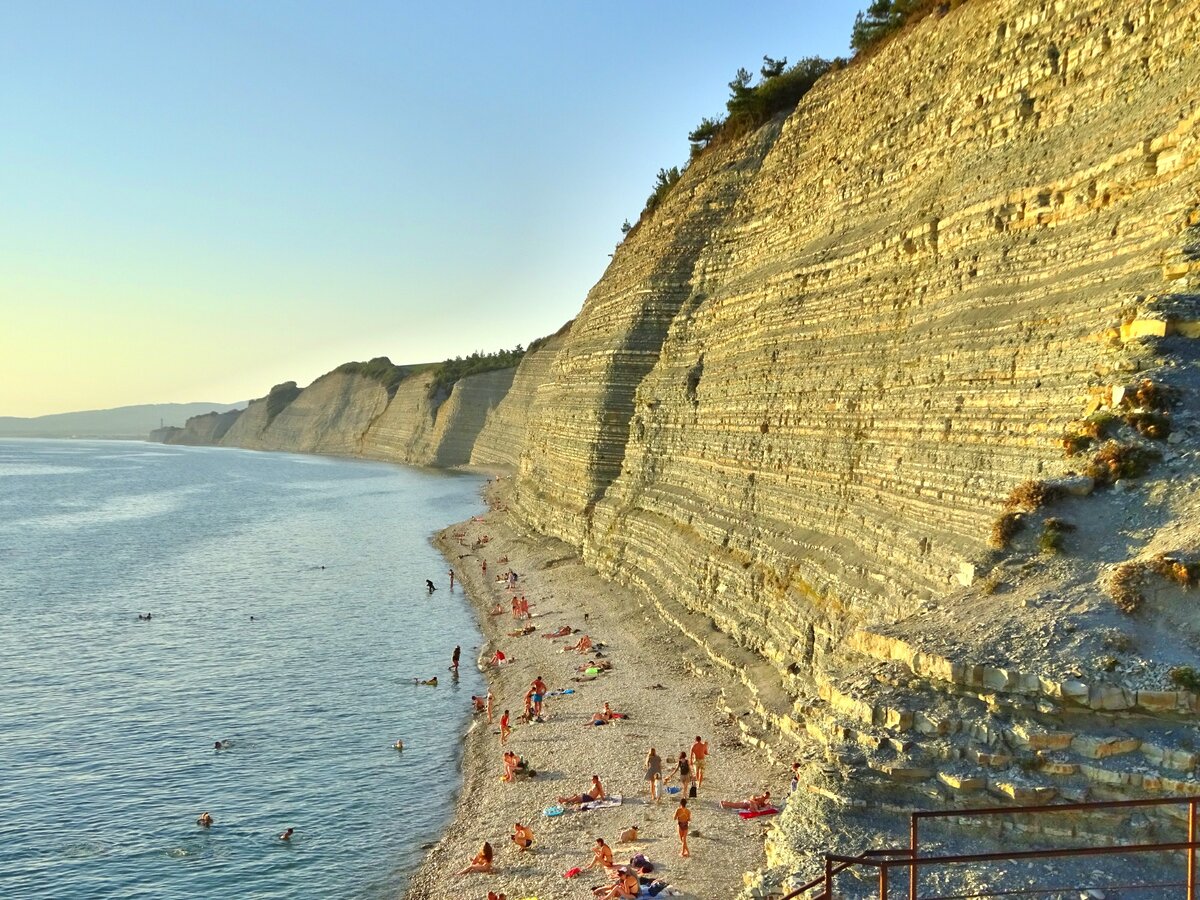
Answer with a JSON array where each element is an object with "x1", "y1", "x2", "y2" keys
[{"x1": 404, "y1": 475, "x2": 781, "y2": 900}]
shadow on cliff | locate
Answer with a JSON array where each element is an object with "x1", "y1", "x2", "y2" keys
[{"x1": 580, "y1": 119, "x2": 788, "y2": 517}]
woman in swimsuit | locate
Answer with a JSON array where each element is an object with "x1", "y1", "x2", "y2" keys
[{"x1": 644, "y1": 747, "x2": 663, "y2": 802}]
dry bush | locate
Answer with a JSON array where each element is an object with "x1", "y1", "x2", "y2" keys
[
  {"x1": 1145, "y1": 554, "x2": 1199, "y2": 588},
  {"x1": 989, "y1": 512, "x2": 1024, "y2": 548},
  {"x1": 1124, "y1": 410, "x2": 1172, "y2": 440},
  {"x1": 1003, "y1": 480, "x2": 1063, "y2": 512},
  {"x1": 1085, "y1": 441, "x2": 1160, "y2": 485},
  {"x1": 1109, "y1": 562, "x2": 1146, "y2": 614},
  {"x1": 1129, "y1": 378, "x2": 1174, "y2": 412}
]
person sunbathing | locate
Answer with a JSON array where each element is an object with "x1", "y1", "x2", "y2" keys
[
  {"x1": 543, "y1": 625, "x2": 573, "y2": 638},
  {"x1": 565, "y1": 634, "x2": 594, "y2": 654},
  {"x1": 586, "y1": 702, "x2": 619, "y2": 727},
  {"x1": 456, "y1": 841, "x2": 494, "y2": 875},
  {"x1": 720, "y1": 790, "x2": 772, "y2": 811},
  {"x1": 578, "y1": 659, "x2": 612, "y2": 673},
  {"x1": 506, "y1": 624, "x2": 536, "y2": 637},
  {"x1": 557, "y1": 774, "x2": 605, "y2": 806},
  {"x1": 511, "y1": 822, "x2": 534, "y2": 851}
]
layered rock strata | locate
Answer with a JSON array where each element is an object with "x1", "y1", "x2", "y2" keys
[{"x1": 151, "y1": 409, "x2": 243, "y2": 445}]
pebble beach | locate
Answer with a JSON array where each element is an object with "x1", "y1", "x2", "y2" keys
[{"x1": 403, "y1": 477, "x2": 782, "y2": 900}]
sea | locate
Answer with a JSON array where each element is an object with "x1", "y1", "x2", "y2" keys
[{"x1": 0, "y1": 439, "x2": 487, "y2": 899}]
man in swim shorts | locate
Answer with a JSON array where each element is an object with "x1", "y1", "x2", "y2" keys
[{"x1": 689, "y1": 735, "x2": 709, "y2": 789}]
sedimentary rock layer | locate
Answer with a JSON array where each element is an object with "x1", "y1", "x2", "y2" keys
[
  {"x1": 215, "y1": 368, "x2": 517, "y2": 466},
  {"x1": 509, "y1": 0, "x2": 1200, "y2": 672},
  {"x1": 470, "y1": 323, "x2": 573, "y2": 469},
  {"x1": 153, "y1": 409, "x2": 243, "y2": 445}
]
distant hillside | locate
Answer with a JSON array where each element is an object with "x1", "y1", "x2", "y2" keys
[{"x1": 0, "y1": 402, "x2": 245, "y2": 439}]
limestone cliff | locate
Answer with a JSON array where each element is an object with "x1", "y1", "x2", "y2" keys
[
  {"x1": 488, "y1": 0, "x2": 1200, "y2": 890},
  {"x1": 470, "y1": 322, "x2": 573, "y2": 469},
  {"x1": 214, "y1": 366, "x2": 517, "y2": 467},
  {"x1": 509, "y1": 0, "x2": 1200, "y2": 656},
  {"x1": 151, "y1": 408, "x2": 243, "y2": 445}
]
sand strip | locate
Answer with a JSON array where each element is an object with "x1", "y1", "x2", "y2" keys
[{"x1": 403, "y1": 477, "x2": 782, "y2": 900}]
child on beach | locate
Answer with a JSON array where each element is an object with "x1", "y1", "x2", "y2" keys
[{"x1": 500, "y1": 710, "x2": 511, "y2": 744}]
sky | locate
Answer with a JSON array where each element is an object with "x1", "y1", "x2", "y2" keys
[{"x1": 1, "y1": 0, "x2": 866, "y2": 417}]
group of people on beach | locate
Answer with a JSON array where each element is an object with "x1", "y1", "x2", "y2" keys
[{"x1": 442, "y1": 495, "x2": 784, "y2": 899}]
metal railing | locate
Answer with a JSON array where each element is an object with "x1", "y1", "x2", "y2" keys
[{"x1": 780, "y1": 796, "x2": 1200, "y2": 900}]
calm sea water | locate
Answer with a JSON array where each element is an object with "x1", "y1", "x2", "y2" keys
[{"x1": 0, "y1": 440, "x2": 486, "y2": 899}]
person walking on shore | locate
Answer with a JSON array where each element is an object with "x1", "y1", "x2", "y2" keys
[
  {"x1": 486, "y1": 689, "x2": 495, "y2": 725},
  {"x1": 689, "y1": 735, "x2": 709, "y2": 791},
  {"x1": 500, "y1": 709, "x2": 511, "y2": 744},
  {"x1": 665, "y1": 751, "x2": 693, "y2": 797},
  {"x1": 644, "y1": 747, "x2": 663, "y2": 802},
  {"x1": 673, "y1": 799, "x2": 691, "y2": 857}
]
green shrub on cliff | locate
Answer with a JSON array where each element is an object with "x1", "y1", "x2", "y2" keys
[
  {"x1": 426, "y1": 346, "x2": 525, "y2": 400},
  {"x1": 333, "y1": 357, "x2": 414, "y2": 398},
  {"x1": 850, "y1": 0, "x2": 968, "y2": 56}
]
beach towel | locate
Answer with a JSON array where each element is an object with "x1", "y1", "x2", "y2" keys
[
  {"x1": 665, "y1": 786, "x2": 680, "y2": 794},
  {"x1": 580, "y1": 794, "x2": 623, "y2": 811},
  {"x1": 737, "y1": 807, "x2": 779, "y2": 819},
  {"x1": 543, "y1": 805, "x2": 565, "y2": 817},
  {"x1": 562, "y1": 866, "x2": 582, "y2": 878}
]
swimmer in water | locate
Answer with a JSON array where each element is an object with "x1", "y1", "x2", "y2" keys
[
  {"x1": 279, "y1": 828, "x2": 294, "y2": 841},
  {"x1": 426, "y1": 579, "x2": 436, "y2": 594},
  {"x1": 197, "y1": 812, "x2": 214, "y2": 827},
  {"x1": 414, "y1": 677, "x2": 438, "y2": 686},
  {"x1": 393, "y1": 739, "x2": 405, "y2": 751}
]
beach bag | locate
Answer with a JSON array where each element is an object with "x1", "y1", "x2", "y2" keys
[
  {"x1": 630, "y1": 853, "x2": 653, "y2": 873},
  {"x1": 647, "y1": 880, "x2": 669, "y2": 896},
  {"x1": 688, "y1": 783, "x2": 697, "y2": 798}
]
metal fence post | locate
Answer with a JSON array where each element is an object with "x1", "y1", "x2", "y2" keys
[
  {"x1": 880, "y1": 864, "x2": 889, "y2": 900},
  {"x1": 1189, "y1": 799, "x2": 1197, "y2": 900},
  {"x1": 825, "y1": 855, "x2": 833, "y2": 900},
  {"x1": 910, "y1": 814, "x2": 919, "y2": 900}
]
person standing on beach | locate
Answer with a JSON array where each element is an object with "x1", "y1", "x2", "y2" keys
[
  {"x1": 531, "y1": 675, "x2": 547, "y2": 718},
  {"x1": 500, "y1": 709, "x2": 511, "y2": 744},
  {"x1": 451, "y1": 645, "x2": 461, "y2": 673},
  {"x1": 689, "y1": 735, "x2": 709, "y2": 791},
  {"x1": 486, "y1": 689, "x2": 495, "y2": 724},
  {"x1": 644, "y1": 747, "x2": 663, "y2": 802},
  {"x1": 673, "y1": 799, "x2": 691, "y2": 857}
]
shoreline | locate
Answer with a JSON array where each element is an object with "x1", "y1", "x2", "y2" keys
[{"x1": 403, "y1": 476, "x2": 781, "y2": 900}]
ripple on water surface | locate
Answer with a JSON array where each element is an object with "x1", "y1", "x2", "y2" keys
[{"x1": 0, "y1": 440, "x2": 485, "y2": 899}]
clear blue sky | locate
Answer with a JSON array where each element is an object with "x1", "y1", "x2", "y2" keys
[{"x1": 1, "y1": 0, "x2": 865, "y2": 416}]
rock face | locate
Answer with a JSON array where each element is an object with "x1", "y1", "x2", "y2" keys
[
  {"x1": 215, "y1": 369, "x2": 517, "y2": 466},
  {"x1": 360, "y1": 368, "x2": 515, "y2": 466},
  {"x1": 470, "y1": 323, "x2": 573, "y2": 469},
  {"x1": 507, "y1": 0, "x2": 1200, "y2": 657},
  {"x1": 152, "y1": 409, "x2": 243, "y2": 445}
]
